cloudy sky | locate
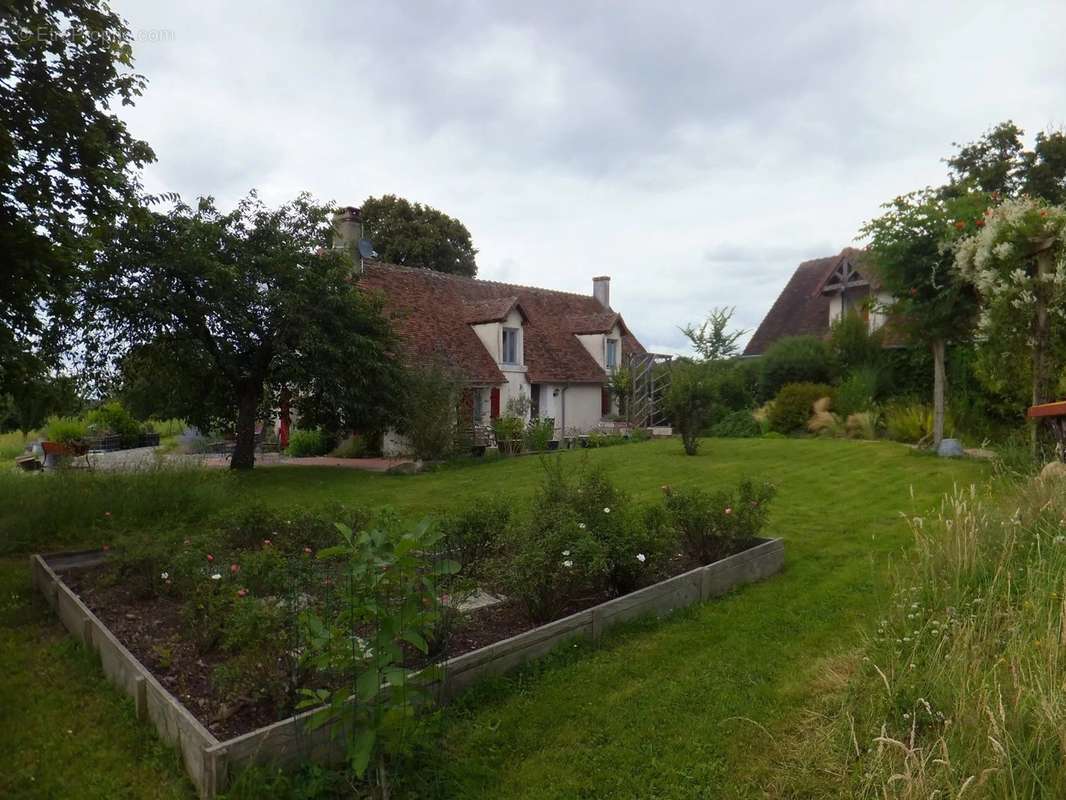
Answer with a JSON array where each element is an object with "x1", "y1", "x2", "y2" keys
[{"x1": 112, "y1": 0, "x2": 1066, "y2": 354}]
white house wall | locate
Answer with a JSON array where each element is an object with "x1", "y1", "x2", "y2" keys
[
  {"x1": 869, "y1": 291, "x2": 892, "y2": 332},
  {"x1": 471, "y1": 321, "x2": 500, "y2": 361},
  {"x1": 559, "y1": 385, "x2": 603, "y2": 434},
  {"x1": 576, "y1": 332, "x2": 605, "y2": 368}
]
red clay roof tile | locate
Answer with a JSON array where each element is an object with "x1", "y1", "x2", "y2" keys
[{"x1": 358, "y1": 262, "x2": 646, "y2": 384}]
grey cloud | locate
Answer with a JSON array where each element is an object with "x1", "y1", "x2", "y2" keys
[{"x1": 111, "y1": 0, "x2": 1066, "y2": 361}]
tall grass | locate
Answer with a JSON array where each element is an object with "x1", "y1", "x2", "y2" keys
[
  {"x1": 0, "y1": 467, "x2": 236, "y2": 556},
  {"x1": 776, "y1": 479, "x2": 1066, "y2": 798},
  {"x1": 0, "y1": 430, "x2": 35, "y2": 460}
]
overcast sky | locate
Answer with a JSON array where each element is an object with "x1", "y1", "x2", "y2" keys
[{"x1": 112, "y1": 0, "x2": 1066, "y2": 354}]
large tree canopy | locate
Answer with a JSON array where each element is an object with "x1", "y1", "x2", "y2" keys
[
  {"x1": 359, "y1": 194, "x2": 478, "y2": 276},
  {"x1": 944, "y1": 121, "x2": 1066, "y2": 204},
  {"x1": 1, "y1": 0, "x2": 155, "y2": 394},
  {"x1": 84, "y1": 193, "x2": 404, "y2": 469}
]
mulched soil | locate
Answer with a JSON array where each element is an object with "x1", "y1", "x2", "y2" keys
[{"x1": 60, "y1": 542, "x2": 750, "y2": 741}]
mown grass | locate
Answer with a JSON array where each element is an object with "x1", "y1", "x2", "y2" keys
[
  {"x1": 0, "y1": 439, "x2": 990, "y2": 799},
  {"x1": 0, "y1": 558, "x2": 192, "y2": 799}
]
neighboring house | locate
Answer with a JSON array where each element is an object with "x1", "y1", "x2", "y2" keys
[
  {"x1": 743, "y1": 247, "x2": 897, "y2": 356},
  {"x1": 333, "y1": 208, "x2": 647, "y2": 453}
]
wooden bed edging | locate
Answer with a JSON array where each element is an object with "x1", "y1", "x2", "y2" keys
[
  {"x1": 33, "y1": 536, "x2": 784, "y2": 797},
  {"x1": 30, "y1": 553, "x2": 224, "y2": 798}
]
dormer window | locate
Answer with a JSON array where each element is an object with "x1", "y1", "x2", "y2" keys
[
  {"x1": 605, "y1": 338, "x2": 619, "y2": 369},
  {"x1": 502, "y1": 327, "x2": 520, "y2": 365}
]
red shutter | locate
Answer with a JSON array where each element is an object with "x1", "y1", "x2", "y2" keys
[
  {"x1": 490, "y1": 387, "x2": 501, "y2": 419},
  {"x1": 601, "y1": 387, "x2": 610, "y2": 415}
]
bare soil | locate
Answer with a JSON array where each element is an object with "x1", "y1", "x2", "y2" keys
[{"x1": 61, "y1": 543, "x2": 750, "y2": 740}]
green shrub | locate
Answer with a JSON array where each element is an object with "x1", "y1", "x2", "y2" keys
[
  {"x1": 585, "y1": 430, "x2": 627, "y2": 448},
  {"x1": 662, "y1": 479, "x2": 775, "y2": 564},
  {"x1": 664, "y1": 360, "x2": 716, "y2": 455},
  {"x1": 438, "y1": 497, "x2": 510, "y2": 586},
  {"x1": 493, "y1": 459, "x2": 676, "y2": 618},
  {"x1": 834, "y1": 366, "x2": 881, "y2": 418},
  {"x1": 491, "y1": 416, "x2": 524, "y2": 455},
  {"x1": 522, "y1": 418, "x2": 555, "y2": 452},
  {"x1": 43, "y1": 415, "x2": 87, "y2": 443},
  {"x1": 297, "y1": 514, "x2": 450, "y2": 782},
  {"x1": 495, "y1": 503, "x2": 605, "y2": 623},
  {"x1": 285, "y1": 428, "x2": 332, "y2": 457},
  {"x1": 759, "y1": 336, "x2": 833, "y2": 399},
  {"x1": 710, "y1": 409, "x2": 760, "y2": 438},
  {"x1": 147, "y1": 418, "x2": 187, "y2": 437},
  {"x1": 565, "y1": 464, "x2": 676, "y2": 595},
  {"x1": 330, "y1": 434, "x2": 368, "y2": 459},
  {"x1": 85, "y1": 401, "x2": 143, "y2": 443},
  {"x1": 402, "y1": 363, "x2": 462, "y2": 460},
  {"x1": 767, "y1": 383, "x2": 834, "y2": 434},
  {"x1": 828, "y1": 311, "x2": 883, "y2": 374}
]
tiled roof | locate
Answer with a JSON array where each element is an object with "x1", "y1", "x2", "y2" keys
[
  {"x1": 358, "y1": 262, "x2": 646, "y2": 385},
  {"x1": 743, "y1": 248, "x2": 902, "y2": 356},
  {"x1": 569, "y1": 312, "x2": 628, "y2": 335},
  {"x1": 462, "y1": 296, "x2": 526, "y2": 325}
]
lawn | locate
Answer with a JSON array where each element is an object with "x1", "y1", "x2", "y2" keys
[{"x1": 0, "y1": 438, "x2": 989, "y2": 798}]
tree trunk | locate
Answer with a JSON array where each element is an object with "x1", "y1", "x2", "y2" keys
[
  {"x1": 932, "y1": 338, "x2": 946, "y2": 449},
  {"x1": 230, "y1": 379, "x2": 261, "y2": 470},
  {"x1": 1032, "y1": 249, "x2": 1054, "y2": 459}
]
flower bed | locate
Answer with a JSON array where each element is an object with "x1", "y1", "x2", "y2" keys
[{"x1": 33, "y1": 462, "x2": 783, "y2": 796}]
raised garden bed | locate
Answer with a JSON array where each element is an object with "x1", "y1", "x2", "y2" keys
[{"x1": 32, "y1": 537, "x2": 784, "y2": 797}]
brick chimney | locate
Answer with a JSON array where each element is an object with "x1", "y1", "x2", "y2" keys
[
  {"x1": 332, "y1": 206, "x2": 364, "y2": 272},
  {"x1": 592, "y1": 275, "x2": 610, "y2": 308}
]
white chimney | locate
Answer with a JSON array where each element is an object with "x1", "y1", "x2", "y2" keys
[{"x1": 592, "y1": 275, "x2": 610, "y2": 308}]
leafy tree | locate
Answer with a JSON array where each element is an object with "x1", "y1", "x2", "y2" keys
[
  {"x1": 359, "y1": 194, "x2": 478, "y2": 276},
  {"x1": 944, "y1": 121, "x2": 1066, "y2": 204},
  {"x1": 680, "y1": 306, "x2": 747, "y2": 362},
  {"x1": 402, "y1": 362, "x2": 463, "y2": 460},
  {"x1": 860, "y1": 189, "x2": 989, "y2": 447},
  {"x1": 1, "y1": 0, "x2": 156, "y2": 397},
  {"x1": 0, "y1": 373, "x2": 82, "y2": 435},
  {"x1": 84, "y1": 193, "x2": 404, "y2": 469},
  {"x1": 664, "y1": 361, "x2": 716, "y2": 455}
]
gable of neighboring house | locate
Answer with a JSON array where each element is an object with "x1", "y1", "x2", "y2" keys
[{"x1": 743, "y1": 248, "x2": 897, "y2": 356}]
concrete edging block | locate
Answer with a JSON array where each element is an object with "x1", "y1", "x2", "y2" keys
[{"x1": 34, "y1": 536, "x2": 785, "y2": 796}]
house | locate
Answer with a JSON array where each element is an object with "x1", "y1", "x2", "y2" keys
[
  {"x1": 743, "y1": 247, "x2": 895, "y2": 356},
  {"x1": 332, "y1": 208, "x2": 648, "y2": 452}
]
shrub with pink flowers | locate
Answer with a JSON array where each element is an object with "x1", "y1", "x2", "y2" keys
[{"x1": 663, "y1": 479, "x2": 776, "y2": 564}]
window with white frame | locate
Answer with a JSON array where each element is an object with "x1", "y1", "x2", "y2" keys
[
  {"x1": 502, "y1": 327, "x2": 520, "y2": 365},
  {"x1": 605, "y1": 338, "x2": 619, "y2": 369}
]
